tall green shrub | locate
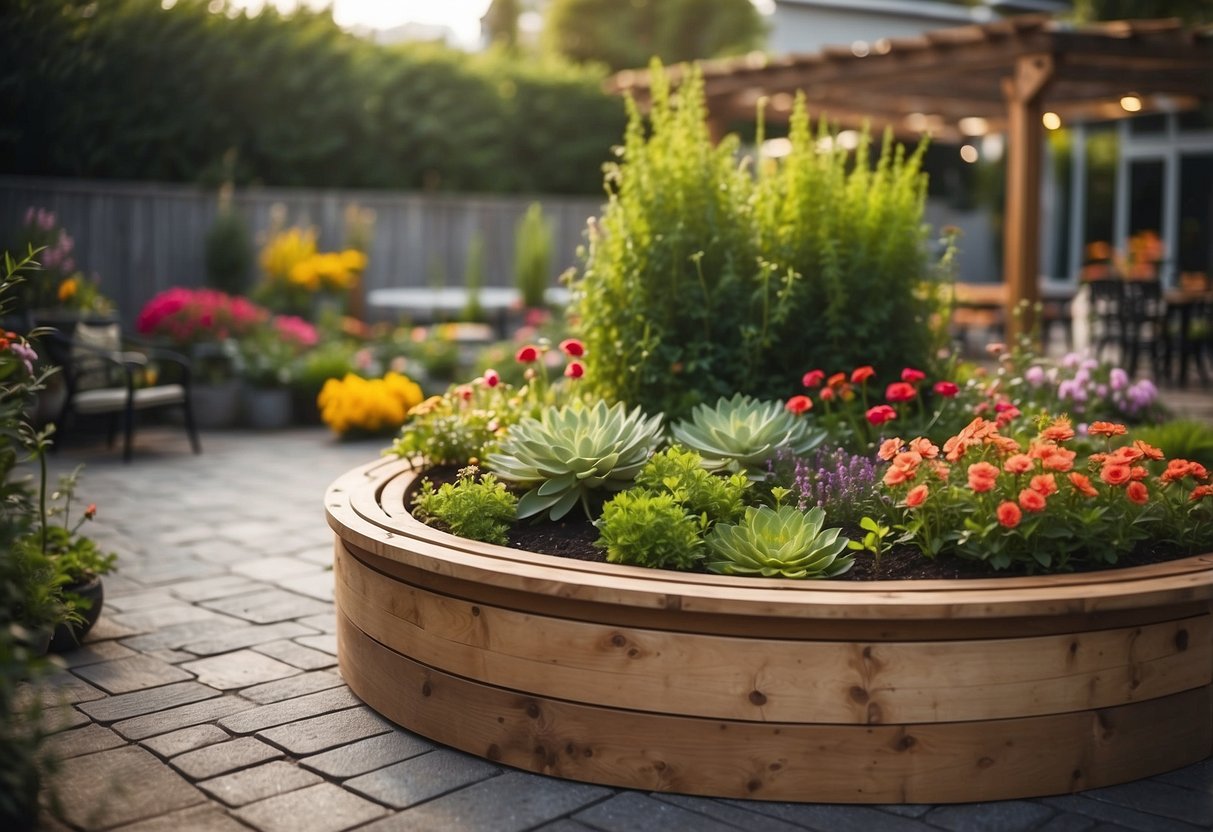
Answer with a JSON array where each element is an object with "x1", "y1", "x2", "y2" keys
[
  {"x1": 572, "y1": 66, "x2": 940, "y2": 418},
  {"x1": 514, "y1": 203, "x2": 552, "y2": 309}
]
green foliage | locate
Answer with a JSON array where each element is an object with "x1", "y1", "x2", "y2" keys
[
  {"x1": 391, "y1": 380, "x2": 516, "y2": 468},
  {"x1": 204, "y1": 205, "x2": 254, "y2": 295},
  {"x1": 485, "y1": 401, "x2": 665, "y2": 520},
  {"x1": 705, "y1": 505, "x2": 854, "y2": 579},
  {"x1": 1131, "y1": 420, "x2": 1213, "y2": 469},
  {"x1": 482, "y1": 0, "x2": 521, "y2": 50},
  {"x1": 671, "y1": 394, "x2": 826, "y2": 480},
  {"x1": 635, "y1": 446, "x2": 749, "y2": 524},
  {"x1": 573, "y1": 67, "x2": 940, "y2": 418},
  {"x1": 847, "y1": 515, "x2": 894, "y2": 562},
  {"x1": 543, "y1": 0, "x2": 766, "y2": 72},
  {"x1": 462, "y1": 233, "x2": 486, "y2": 323},
  {"x1": 594, "y1": 489, "x2": 704, "y2": 569},
  {"x1": 1, "y1": 1, "x2": 625, "y2": 194},
  {"x1": 1070, "y1": 0, "x2": 1213, "y2": 23},
  {"x1": 514, "y1": 203, "x2": 553, "y2": 309},
  {"x1": 412, "y1": 467, "x2": 518, "y2": 546}
]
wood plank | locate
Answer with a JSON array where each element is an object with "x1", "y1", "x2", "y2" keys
[
  {"x1": 337, "y1": 611, "x2": 1213, "y2": 804},
  {"x1": 335, "y1": 544, "x2": 1211, "y2": 725}
]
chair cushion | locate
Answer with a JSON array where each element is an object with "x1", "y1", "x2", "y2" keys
[{"x1": 73, "y1": 384, "x2": 186, "y2": 415}]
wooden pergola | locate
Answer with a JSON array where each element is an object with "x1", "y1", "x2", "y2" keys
[{"x1": 608, "y1": 16, "x2": 1213, "y2": 339}]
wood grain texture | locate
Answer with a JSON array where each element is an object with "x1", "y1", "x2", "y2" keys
[{"x1": 337, "y1": 610, "x2": 1213, "y2": 804}]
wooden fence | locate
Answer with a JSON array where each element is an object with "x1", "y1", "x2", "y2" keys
[{"x1": 0, "y1": 176, "x2": 603, "y2": 326}]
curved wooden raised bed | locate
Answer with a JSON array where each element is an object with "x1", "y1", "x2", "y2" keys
[{"x1": 327, "y1": 458, "x2": 1213, "y2": 803}]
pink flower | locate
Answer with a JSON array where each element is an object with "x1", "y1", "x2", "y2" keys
[
  {"x1": 515, "y1": 345, "x2": 539, "y2": 363},
  {"x1": 851, "y1": 366, "x2": 876, "y2": 385},
  {"x1": 885, "y1": 382, "x2": 917, "y2": 403},
  {"x1": 905, "y1": 484, "x2": 929, "y2": 508},
  {"x1": 901, "y1": 368, "x2": 926, "y2": 383},
  {"x1": 483, "y1": 369, "x2": 500, "y2": 387},
  {"x1": 564, "y1": 361, "x2": 585, "y2": 379},
  {"x1": 866, "y1": 405, "x2": 897, "y2": 425},
  {"x1": 933, "y1": 381, "x2": 959, "y2": 397},
  {"x1": 802, "y1": 369, "x2": 825, "y2": 388}
]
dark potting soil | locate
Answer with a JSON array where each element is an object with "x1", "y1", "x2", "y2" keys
[{"x1": 406, "y1": 466, "x2": 1192, "y2": 581}]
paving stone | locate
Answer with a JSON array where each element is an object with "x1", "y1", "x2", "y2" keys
[
  {"x1": 198, "y1": 760, "x2": 323, "y2": 807},
  {"x1": 142, "y1": 724, "x2": 230, "y2": 758},
  {"x1": 877, "y1": 804, "x2": 934, "y2": 818},
  {"x1": 296, "y1": 546, "x2": 335, "y2": 567},
  {"x1": 189, "y1": 539, "x2": 254, "y2": 565},
  {"x1": 201, "y1": 588, "x2": 332, "y2": 624},
  {"x1": 82, "y1": 615, "x2": 142, "y2": 643},
  {"x1": 180, "y1": 650, "x2": 300, "y2": 690},
  {"x1": 104, "y1": 589, "x2": 179, "y2": 612},
  {"x1": 296, "y1": 613, "x2": 337, "y2": 633},
  {"x1": 1083, "y1": 780, "x2": 1213, "y2": 828},
  {"x1": 114, "y1": 695, "x2": 255, "y2": 740},
  {"x1": 54, "y1": 639, "x2": 137, "y2": 668},
  {"x1": 143, "y1": 648, "x2": 196, "y2": 664},
  {"x1": 234, "y1": 782, "x2": 386, "y2": 832},
  {"x1": 1154, "y1": 759, "x2": 1213, "y2": 792},
  {"x1": 252, "y1": 639, "x2": 337, "y2": 671},
  {"x1": 1034, "y1": 813, "x2": 1099, "y2": 832},
  {"x1": 295, "y1": 633, "x2": 337, "y2": 655},
  {"x1": 122, "y1": 619, "x2": 246, "y2": 652},
  {"x1": 256, "y1": 706, "x2": 391, "y2": 755},
  {"x1": 217, "y1": 520, "x2": 297, "y2": 544},
  {"x1": 359, "y1": 770, "x2": 609, "y2": 831},
  {"x1": 54, "y1": 745, "x2": 205, "y2": 829},
  {"x1": 109, "y1": 603, "x2": 237, "y2": 633},
  {"x1": 532, "y1": 822, "x2": 600, "y2": 832},
  {"x1": 37, "y1": 670, "x2": 107, "y2": 705},
  {"x1": 240, "y1": 670, "x2": 346, "y2": 704},
  {"x1": 219, "y1": 686, "x2": 358, "y2": 735},
  {"x1": 72, "y1": 654, "x2": 194, "y2": 694},
  {"x1": 278, "y1": 572, "x2": 334, "y2": 602},
  {"x1": 724, "y1": 799, "x2": 934, "y2": 832},
  {"x1": 231, "y1": 556, "x2": 322, "y2": 582},
  {"x1": 652, "y1": 794, "x2": 805, "y2": 831},
  {"x1": 170, "y1": 736, "x2": 284, "y2": 780},
  {"x1": 78, "y1": 681, "x2": 222, "y2": 724},
  {"x1": 122, "y1": 557, "x2": 226, "y2": 586},
  {"x1": 171, "y1": 574, "x2": 264, "y2": 602},
  {"x1": 181, "y1": 621, "x2": 319, "y2": 656},
  {"x1": 574, "y1": 792, "x2": 741, "y2": 832},
  {"x1": 108, "y1": 803, "x2": 251, "y2": 832},
  {"x1": 343, "y1": 748, "x2": 498, "y2": 809},
  {"x1": 42, "y1": 723, "x2": 127, "y2": 760},
  {"x1": 156, "y1": 524, "x2": 221, "y2": 546},
  {"x1": 925, "y1": 800, "x2": 1056, "y2": 831},
  {"x1": 44, "y1": 704, "x2": 90, "y2": 733},
  {"x1": 300, "y1": 730, "x2": 434, "y2": 778},
  {"x1": 1040, "y1": 795, "x2": 1206, "y2": 832}
]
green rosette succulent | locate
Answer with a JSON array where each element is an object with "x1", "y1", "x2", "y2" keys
[
  {"x1": 485, "y1": 401, "x2": 665, "y2": 521},
  {"x1": 705, "y1": 505, "x2": 853, "y2": 579},
  {"x1": 670, "y1": 394, "x2": 825, "y2": 479}
]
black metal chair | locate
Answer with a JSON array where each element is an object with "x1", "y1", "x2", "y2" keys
[
  {"x1": 1118, "y1": 279, "x2": 1166, "y2": 379},
  {"x1": 43, "y1": 322, "x2": 201, "y2": 461}
]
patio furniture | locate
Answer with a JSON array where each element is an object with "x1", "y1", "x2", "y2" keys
[
  {"x1": 44, "y1": 323, "x2": 201, "y2": 462},
  {"x1": 1164, "y1": 286, "x2": 1213, "y2": 387}
]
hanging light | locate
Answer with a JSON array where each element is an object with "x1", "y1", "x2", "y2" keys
[
  {"x1": 1119, "y1": 95, "x2": 1143, "y2": 113},
  {"x1": 1042, "y1": 112, "x2": 1062, "y2": 130}
]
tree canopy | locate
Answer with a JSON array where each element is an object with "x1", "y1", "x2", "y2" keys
[{"x1": 1071, "y1": 0, "x2": 1213, "y2": 23}]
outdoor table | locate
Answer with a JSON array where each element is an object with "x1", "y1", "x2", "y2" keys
[
  {"x1": 367, "y1": 286, "x2": 571, "y2": 336},
  {"x1": 1164, "y1": 287, "x2": 1213, "y2": 388},
  {"x1": 950, "y1": 282, "x2": 1075, "y2": 347}
]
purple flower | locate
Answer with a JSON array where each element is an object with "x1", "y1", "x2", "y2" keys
[
  {"x1": 10, "y1": 341, "x2": 37, "y2": 374},
  {"x1": 1024, "y1": 365, "x2": 1046, "y2": 386},
  {"x1": 1109, "y1": 367, "x2": 1129, "y2": 391}
]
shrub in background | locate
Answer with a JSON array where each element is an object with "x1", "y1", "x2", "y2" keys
[
  {"x1": 514, "y1": 203, "x2": 553, "y2": 309},
  {"x1": 204, "y1": 189, "x2": 254, "y2": 295}
]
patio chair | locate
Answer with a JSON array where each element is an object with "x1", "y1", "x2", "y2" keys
[{"x1": 43, "y1": 322, "x2": 201, "y2": 462}]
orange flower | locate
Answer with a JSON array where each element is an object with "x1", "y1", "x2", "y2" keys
[
  {"x1": 1018, "y1": 488, "x2": 1047, "y2": 512},
  {"x1": 1133, "y1": 440, "x2": 1164, "y2": 461},
  {"x1": 851, "y1": 366, "x2": 876, "y2": 385},
  {"x1": 827, "y1": 372, "x2": 848, "y2": 389},
  {"x1": 1003, "y1": 454, "x2": 1034, "y2": 475},
  {"x1": 1029, "y1": 474, "x2": 1057, "y2": 496},
  {"x1": 892, "y1": 452, "x2": 923, "y2": 476},
  {"x1": 1161, "y1": 459, "x2": 1206, "y2": 483},
  {"x1": 878, "y1": 438, "x2": 903, "y2": 462},
  {"x1": 908, "y1": 437, "x2": 939, "y2": 459},
  {"x1": 905, "y1": 484, "x2": 929, "y2": 508},
  {"x1": 1041, "y1": 417, "x2": 1075, "y2": 443},
  {"x1": 1068, "y1": 472, "x2": 1099, "y2": 498},
  {"x1": 1089, "y1": 421, "x2": 1127, "y2": 437},
  {"x1": 967, "y1": 461, "x2": 999, "y2": 493},
  {"x1": 1100, "y1": 464, "x2": 1132, "y2": 486},
  {"x1": 1129, "y1": 466, "x2": 1149, "y2": 481},
  {"x1": 1109, "y1": 446, "x2": 1143, "y2": 465},
  {"x1": 1126, "y1": 481, "x2": 1149, "y2": 505},
  {"x1": 1191, "y1": 485, "x2": 1213, "y2": 502},
  {"x1": 885, "y1": 382, "x2": 917, "y2": 403},
  {"x1": 785, "y1": 395, "x2": 812, "y2": 414},
  {"x1": 1039, "y1": 446, "x2": 1076, "y2": 473},
  {"x1": 883, "y1": 466, "x2": 910, "y2": 487},
  {"x1": 996, "y1": 501, "x2": 1021, "y2": 528}
]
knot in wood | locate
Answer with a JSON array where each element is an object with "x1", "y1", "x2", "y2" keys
[
  {"x1": 749, "y1": 690, "x2": 768, "y2": 706},
  {"x1": 1175, "y1": 629, "x2": 1189, "y2": 651},
  {"x1": 610, "y1": 633, "x2": 626, "y2": 648},
  {"x1": 526, "y1": 702, "x2": 541, "y2": 719},
  {"x1": 849, "y1": 686, "x2": 870, "y2": 704},
  {"x1": 420, "y1": 681, "x2": 432, "y2": 697}
]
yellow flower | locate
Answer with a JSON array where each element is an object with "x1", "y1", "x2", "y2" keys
[
  {"x1": 261, "y1": 227, "x2": 317, "y2": 283},
  {"x1": 340, "y1": 249, "x2": 367, "y2": 273},
  {"x1": 317, "y1": 372, "x2": 424, "y2": 436},
  {"x1": 58, "y1": 277, "x2": 79, "y2": 302}
]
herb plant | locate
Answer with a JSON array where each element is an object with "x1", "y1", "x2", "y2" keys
[
  {"x1": 412, "y1": 467, "x2": 518, "y2": 546},
  {"x1": 595, "y1": 490, "x2": 705, "y2": 570},
  {"x1": 634, "y1": 446, "x2": 749, "y2": 524}
]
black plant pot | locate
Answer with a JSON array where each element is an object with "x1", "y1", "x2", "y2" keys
[{"x1": 49, "y1": 576, "x2": 104, "y2": 653}]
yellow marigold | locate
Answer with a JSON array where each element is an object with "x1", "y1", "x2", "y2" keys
[
  {"x1": 261, "y1": 227, "x2": 317, "y2": 283},
  {"x1": 58, "y1": 277, "x2": 79, "y2": 302},
  {"x1": 317, "y1": 372, "x2": 424, "y2": 436},
  {"x1": 340, "y1": 249, "x2": 367, "y2": 272}
]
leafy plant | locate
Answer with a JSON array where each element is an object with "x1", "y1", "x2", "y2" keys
[
  {"x1": 671, "y1": 394, "x2": 825, "y2": 480},
  {"x1": 485, "y1": 401, "x2": 664, "y2": 520},
  {"x1": 391, "y1": 374, "x2": 518, "y2": 467},
  {"x1": 771, "y1": 445, "x2": 884, "y2": 526},
  {"x1": 634, "y1": 446, "x2": 749, "y2": 524},
  {"x1": 412, "y1": 467, "x2": 518, "y2": 546},
  {"x1": 514, "y1": 203, "x2": 552, "y2": 309},
  {"x1": 705, "y1": 505, "x2": 854, "y2": 579},
  {"x1": 204, "y1": 193, "x2": 254, "y2": 295},
  {"x1": 595, "y1": 489, "x2": 705, "y2": 569},
  {"x1": 847, "y1": 516, "x2": 894, "y2": 562},
  {"x1": 1131, "y1": 420, "x2": 1213, "y2": 469},
  {"x1": 462, "y1": 232, "x2": 486, "y2": 323}
]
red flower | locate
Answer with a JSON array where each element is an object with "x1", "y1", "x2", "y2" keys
[
  {"x1": 564, "y1": 361, "x2": 585, "y2": 379},
  {"x1": 1068, "y1": 472, "x2": 1099, "y2": 498},
  {"x1": 967, "y1": 461, "x2": 999, "y2": 493},
  {"x1": 901, "y1": 368, "x2": 926, "y2": 384},
  {"x1": 820, "y1": 387, "x2": 835, "y2": 402},
  {"x1": 1018, "y1": 488, "x2": 1047, "y2": 512},
  {"x1": 559, "y1": 338, "x2": 585, "y2": 357},
  {"x1": 905, "y1": 483, "x2": 929, "y2": 507},
  {"x1": 932, "y1": 381, "x2": 959, "y2": 397},
  {"x1": 996, "y1": 501, "x2": 1021, "y2": 528},
  {"x1": 885, "y1": 382, "x2": 916, "y2": 403},
  {"x1": 1126, "y1": 481, "x2": 1149, "y2": 505},
  {"x1": 827, "y1": 372, "x2": 848, "y2": 389},
  {"x1": 785, "y1": 395, "x2": 812, "y2": 414},
  {"x1": 483, "y1": 369, "x2": 500, "y2": 388},
  {"x1": 84, "y1": 503, "x2": 97, "y2": 520},
  {"x1": 866, "y1": 405, "x2": 897, "y2": 425},
  {"x1": 802, "y1": 369, "x2": 825, "y2": 388},
  {"x1": 851, "y1": 366, "x2": 876, "y2": 385},
  {"x1": 515, "y1": 345, "x2": 539, "y2": 363}
]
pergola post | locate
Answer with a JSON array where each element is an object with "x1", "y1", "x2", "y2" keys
[{"x1": 1001, "y1": 54, "x2": 1054, "y2": 344}]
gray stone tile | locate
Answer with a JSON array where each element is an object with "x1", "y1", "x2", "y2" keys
[
  {"x1": 532, "y1": 822, "x2": 600, "y2": 832},
  {"x1": 180, "y1": 650, "x2": 300, "y2": 690},
  {"x1": 343, "y1": 749, "x2": 498, "y2": 809},
  {"x1": 1034, "y1": 813, "x2": 1099, "y2": 832},
  {"x1": 55, "y1": 639, "x2": 137, "y2": 668},
  {"x1": 256, "y1": 706, "x2": 391, "y2": 755},
  {"x1": 37, "y1": 670, "x2": 107, "y2": 705},
  {"x1": 877, "y1": 804, "x2": 934, "y2": 818},
  {"x1": 121, "y1": 619, "x2": 246, "y2": 652},
  {"x1": 122, "y1": 557, "x2": 227, "y2": 586},
  {"x1": 171, "y1": 574, "x2": 264, "y2": 602},
  {"x1": 43, "y1": 724, "x2": 127, "y2": 760},
  {"x1": 141, "y1": 724, "x2": 230, "y2": 758},
  {"x1": 234, "y1": 782, "x2": 386, "y2": 832},
  {"x1": 190, "y1": 539, "x2": 255, "y2": 565},
  {"x1": 220, "y1": 686, "x2": 359, "y2": 735},
  {"x1": 1040, "y1": 795, "x2": 1206, "y2": 832},
  {"x1": 72, "y1": 654, "x2": 194, "y2": 694},
  {"x1": 54, "y1": 745, "x2": 205, "y2": 829},
  {"x1": 113, "y1": 695, "x2": 255, "y2": 741},
  {"x1": 724, "y1": 799, "x2": 934, "y2": 832},
  {"x1": 295, "y1": 633, "x2": 337, "y2": 655},
  {"x1": 104, "y1": 589, "x2": 179, "y2": 612},
  {"x1": 77, "y1": 681, "x2": 221, "y2": 724},
  {"x1": 198, "y1": 760, "x2": 324, "y2": 807},
  {"x1": 109, "y1": 602, "x2": 234, "y2": 632},
  {"x1": 277, "y1": 572, "x2": 334, "y2": 602},
  {"x1": 652, "y1": 794, "x2": 805, "y2": 831},
  {"x1": 44, "y1": 704, "x2": 90, "y2": 733},
  {"x1": 296, "y1": 613, "x2": 337, "y2": 633},
  {"x1": 1083, "y1": 780, "x2": 1213, "y2": 828},
  {"x1": 170, "y1": 736, "x2": 284, "y2": 780},
  {"x1": 574, "y1": 792, "x2": 740, "y2": 832},
  {"x1": 108, "y1": 803, "x2": 250, "y2": 832},
  {"x1": 252, "y1": 639, "x2": 337, "y2": 671},
  {"x1": 1154, "y1": 759, "x2": 1213, "y2": 792},
  {"x1": 925, "y1": 801, "x2": 1056, "y2": 831},
  {"x1": 82, "y1": 614, "x2": 142, "y2": 643},
  {"x1": 300, "y1": 730, "x2": 434, "y2": 778},
  {"x1": 143, "y1": 648, "x2": 196, "y2": 664},
  {"x1": 231, "y1": 556, "x2": 321, "y2": 582},
  {"x1": 201, "y1": 588, "x2": 331, "y2": 624},
  {"x1": 181, "y1": 621, "x2": 319, "y2": 656},
  {"x1": 240, "y1": 670, "x2": 346, "y2": 705}
]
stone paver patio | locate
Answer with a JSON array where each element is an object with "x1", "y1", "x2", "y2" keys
[{"x1": 34, "y1": 424, "x2": 1213, "y2": 831}]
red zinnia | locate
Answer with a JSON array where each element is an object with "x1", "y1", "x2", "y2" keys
[
  {"x1": 1126, "y1": 481, "x2": 1149, "y2": 505},
  {"x1": 866, "y1": 405, "x2": 897, "y2": 425},
  {"x1": 559, "y1": 338, "x2": 585, "y2": 357},
  {"x1": 885, "y1": 382, "x2": 917, "y2": 403},
  {"x1": 901, "y1": 367, "x2": 926, "y2": 384},
  {"x1": 515, "y1": 345, "x2": 539, "y2": 363},
  {"x1": 851, "y1": 366, "x2": 876, "y2": 385},
  {"x1": 483, "y1": 369, "x2": 500, "y2": 388},
  {"x1": 564, "y1": 361, "x2": 585, "y2": 379},
  {"x1": 933, "y1": 381, "x2": 959, "y2": 397},
  {"x1": 785, "y1": 395, "x2": 812, "y2": 414},
  {"x1": 802, "y1": 369, "x2": 825, "y2": 388}
]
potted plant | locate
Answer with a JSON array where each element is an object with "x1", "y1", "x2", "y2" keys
[{"x1": 238, "y1": 314, "x2": 319, "y2": 429}]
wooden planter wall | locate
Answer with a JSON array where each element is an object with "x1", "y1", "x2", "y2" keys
[{"x1": 327, "y1": 459, "x2": 1213, "y2": 804}]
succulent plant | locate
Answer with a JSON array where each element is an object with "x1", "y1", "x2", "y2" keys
[
  {"x1": 705, "y1": 505, "x2": 853, "y2": 579},
  {"x1": 670, "y1": 394, "x2": 826, "y2": 479},
  {"x1": 485, "y1": 401, "x2": 665, "y2": 520}
]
